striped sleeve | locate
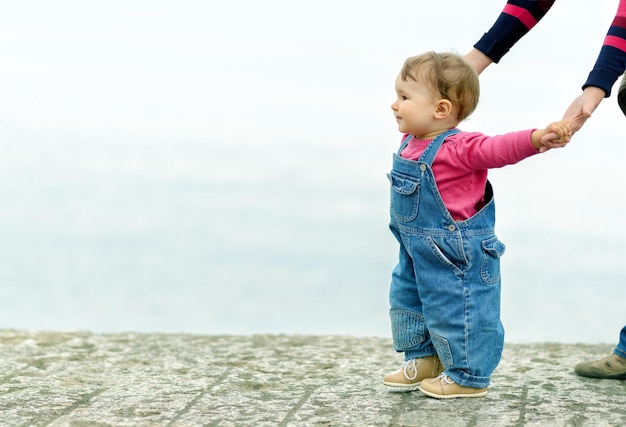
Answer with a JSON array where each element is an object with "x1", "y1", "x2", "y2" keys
[
  {"x1": 583, "y1": 0, "x2": 626, "y2": 96},
  {"x1": 473, "y1": 0, "x2": 555, "y2": 63}
]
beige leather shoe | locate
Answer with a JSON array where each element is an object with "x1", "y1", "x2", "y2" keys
[
  {"x1": 574, "y1": 353, "x2": 626, "y2": 379},
  {"x1": 418, "y1": 374, "x2": 487, "y2": 399},
  {"x1": 383, "y1": 355, "x2": 443, "y2": 391}
]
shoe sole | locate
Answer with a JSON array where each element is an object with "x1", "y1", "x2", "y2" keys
[
  {"x1": 575, "y1": 372, "x2": 626, "y2": 379},
  {"x1": 383, "y1": 381, "x2": 421, "y2": 392},
  {"x1": 418, "y1": 387, "x2": 488, "y2": 399}
]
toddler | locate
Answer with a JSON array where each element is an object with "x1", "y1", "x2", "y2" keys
[{"x1": 384, "y1": 51, "x2": 571, "y2": 398}]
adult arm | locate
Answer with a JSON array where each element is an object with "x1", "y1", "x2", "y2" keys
[
  {"x1": 541, "y1": 0, "x2": 626, "y2": 145},
  {"x1": 463, "y1": 1, "x2": 626, "y2": 146},
  {"x1": 464, "y1": 0, "x2": 556, "y2": 73},
  {"x1": 582, "y1": 0, "x2": 626, "y2": 97},
  {"x1": 619, "y1": 71, "x2": 626, "y2": 115}
]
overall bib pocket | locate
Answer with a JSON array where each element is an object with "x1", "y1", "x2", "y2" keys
[{"x1": 387, "y1": 172, "x2": 420, "y2": 222}]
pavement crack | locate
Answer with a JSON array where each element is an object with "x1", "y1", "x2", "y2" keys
[
  {"x1": 278, "y1": 386, "x2": 315, "y2": 427},
  {"x1": 167, "y1": 368, "x2": 231, "y2": 426},
  {"x1": 515, "y1": 384, "x2": 529, "y2": 427},
  {"x1": 37, "y1": 388, "x2": 105, "y2": 427}
]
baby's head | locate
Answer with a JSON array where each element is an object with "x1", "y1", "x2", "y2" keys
[{"x1": 401, "y1": 51, "x2": 479, "y2": 121}]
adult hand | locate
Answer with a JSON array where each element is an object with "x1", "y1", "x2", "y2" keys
[{"x1": 539, "y1": 86, "x2": 606, "y2": 151}]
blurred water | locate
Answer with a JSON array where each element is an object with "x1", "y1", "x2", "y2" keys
[{"x1": 0, "y1": 134, "x2": 623, "y2": 344}]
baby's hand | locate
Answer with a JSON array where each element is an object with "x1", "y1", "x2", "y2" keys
[
  {"x1": 538, "y1": 120, "x2": 572, "y2": 153},
  {"x1": 546, "y1": 120, "x2": 572, "y2": 142}
]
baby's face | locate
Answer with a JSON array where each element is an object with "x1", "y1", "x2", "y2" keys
[{"x1": 391, "y1": 74, "x2": 439, "y2": 137}]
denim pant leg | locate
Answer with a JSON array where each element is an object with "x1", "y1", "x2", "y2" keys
[
  {"x1": 449, "y1": 267, "x2": 504, "y2": 388},
  {"x1": 388, "y1": 227, "x2": 436, "y2": 360},
  {"x1": 614, "y1": 325, "x2": 626, "y2": 358},
  {"x1": 417, "y1": 233, "x2": 504, "y2": 389}
]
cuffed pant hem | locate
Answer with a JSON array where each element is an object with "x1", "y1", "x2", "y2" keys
[
  {"x1": 445, "y1": 369, "x2": 491, "y2": 389},
  {"x1": 404, "y1": 350, "x2": 437, "y2": 361}
]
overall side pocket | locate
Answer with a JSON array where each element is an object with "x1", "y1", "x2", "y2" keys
[{"x1": 480, "y1": 235, "x2": 506, "y2": 284}]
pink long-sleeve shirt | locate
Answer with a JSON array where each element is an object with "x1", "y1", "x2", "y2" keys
[{"x1": 400, "y1": 129, "x2": 539, "y2": 221}]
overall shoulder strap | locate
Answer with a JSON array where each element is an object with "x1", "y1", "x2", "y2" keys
[
  {"x1": 396, "y1": 134, "x2": 413, "y2": 155},
  {"x1": 418, "y1": 129, "x2": 460, "y2": 165}
]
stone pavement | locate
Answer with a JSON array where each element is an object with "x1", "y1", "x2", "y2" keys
[{"x1": 0, "y1": 330, "x2": 624, "y2": 426}]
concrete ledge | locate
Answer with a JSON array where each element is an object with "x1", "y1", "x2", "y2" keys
[{"x1": 0, "y1": 330, "x2": 624, "y2": 426}]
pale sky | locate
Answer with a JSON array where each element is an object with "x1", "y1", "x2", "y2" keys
[
  {"x1": 1, "y1": 0, "x2": 623, "y2": 142},
  {"x1": 2, "y1": 0, "x2": 621, "y2": 249}
]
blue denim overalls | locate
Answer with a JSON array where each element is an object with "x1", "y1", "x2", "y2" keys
[{"x1": 388, "y1": 129, "x2": 506, "y2": 388}]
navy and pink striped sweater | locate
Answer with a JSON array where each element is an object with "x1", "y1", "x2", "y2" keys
[{"x1": 474, "y1": 0, "x2": 626, "y2": 96}]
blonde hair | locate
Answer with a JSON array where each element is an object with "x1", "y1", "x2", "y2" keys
[{"x1": 401, "y1": 51, "x2": 479, "y2": 121}]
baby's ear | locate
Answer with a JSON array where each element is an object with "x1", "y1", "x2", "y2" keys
[{"x1": 434, "y1": 99, "x2": 453, "y2": 119}]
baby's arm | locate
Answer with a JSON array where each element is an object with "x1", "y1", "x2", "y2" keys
[{"x1": 530, "y1": 121, "x2": 572, "y2": 151}]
